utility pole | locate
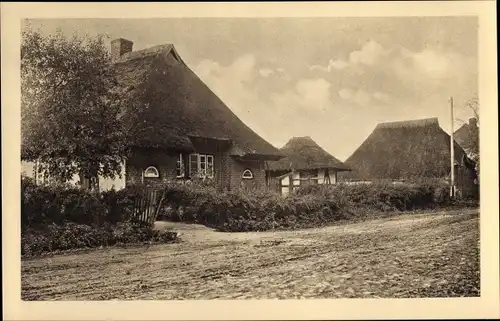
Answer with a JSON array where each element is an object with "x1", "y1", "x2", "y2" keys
[{"x1": 450, "y1": 97, "x2": 455, "y2": 199}]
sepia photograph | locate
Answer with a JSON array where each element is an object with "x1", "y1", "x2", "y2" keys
[{"x1": 2, "y1": 1, "x2": 499, "y2": 320}]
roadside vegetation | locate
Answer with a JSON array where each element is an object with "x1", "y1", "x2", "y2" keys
[
  {"x1": 22, "y1": 174, "x2": 478, "y2": 256},
  {"x1": 21, "y1": 176, "x2": 179, "y2": 257}
]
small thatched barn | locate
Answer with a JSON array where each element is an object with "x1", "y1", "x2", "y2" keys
[
  {"x1": 22, "y1": 38, "x2": 284, "y2": 191},
  {"x1": 265, "y1": 136, "x2": 350, "y2": 195},
  {"x1": 338, "y1": 117, "x2": 478, "y2": 198}
]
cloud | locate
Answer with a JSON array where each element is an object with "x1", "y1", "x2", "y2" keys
[
  {"x1": 194, "y1": 59, "x2": 223, "y2": 79},
  {"x1": 257, "y1": 67, "x2": 291, "y2": 81},
  {"x1": 338, "y1": 88, "x2": 353, "y2": 100},
  {"x1": 310, "y1": 59, "x2": 349, "y2": 72},
  {"x1": 310, "y1": 40, "x2": 390, "y2": 72},
  {"x1": 411, "y1": 49, "x2": 451, "y2": 78},
  {"x1": 310, "y1": 40, "x2": 471, "y2": 88},
  {"x1": 311, "y1": 39, "x2": 476, "y2": 110},
  {"x1": 348, "y1": 40, "x2": 388, "y2": 66},
  {"x1": 338, "y1": 88, "x2": 371, "y2": 106},
  {"x1": 258, "y1": 68, "x2": 275, "y2": 77},
  {"x1": 190, "y1": 44, "x2": 476, "y2": 162},
  {"x1": 193, "y1": 54, "x2": 260, "y2": 120},
  {"x1": 271, "y1": 78, "x2": 333, "y2": 112},
  {"x1": 373, "y1": 91, "x2": 391, "y2": 102}
]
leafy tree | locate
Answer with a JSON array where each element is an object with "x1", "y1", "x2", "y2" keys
[{"x1": 21, "y1": 27, "x2": 126, "y2": 191}]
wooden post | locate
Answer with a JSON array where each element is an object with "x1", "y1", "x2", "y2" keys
[{"x1": 450, "y1": 97, "x2": 455, "y2": 198}]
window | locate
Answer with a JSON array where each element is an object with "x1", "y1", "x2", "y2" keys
[
  {"x1": 242, "y1": 169, "x2": 254, "y2": 179},
  {"x1": 144, "y1": 166, "x2": 159, "y2": 178},
  {"x1": 176, "y1": 154, "x2": 185, "y2": 178},
  {"x1": 188, "y1": 153, "x2": 214, "y2": 178},
  {"x1": 189, "y1": 154, "x2": 199, "y2": 177},
  {"x1": 207, "y1": 155, "x2": 214, "y2": 178}
]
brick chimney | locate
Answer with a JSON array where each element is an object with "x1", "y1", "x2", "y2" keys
[
  {"x1": 469, "y1": 117, "x2": 478, "y2": 127},
  {"x1": 111, "y1": 38, "x2": 134, "y2": 61}
]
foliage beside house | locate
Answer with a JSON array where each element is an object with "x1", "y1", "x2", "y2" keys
[
  {"x1": 21, "y1": 29, "x2": 127, "y2": 190},
  {"x1": 21, "y1": 176, "x2": 179, "y2": 256},
  {"x1": 155, "y1": 178, "x2": 467, "y2": 232},
  {"x1": 339, "y1": 117, "x2": 478, "y2": 199}
]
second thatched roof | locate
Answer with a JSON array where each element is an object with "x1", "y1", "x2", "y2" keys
[
  {"x1": 266, "y1": 136, "x2": 350, "y2": 172},
  {"x1": 339, "y1": 117, "x2": 472, "y2": 180}
]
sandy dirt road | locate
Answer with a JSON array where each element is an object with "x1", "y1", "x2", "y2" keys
[{"x1": 21, "y1": 209, "x2": 479, "y2": 300}]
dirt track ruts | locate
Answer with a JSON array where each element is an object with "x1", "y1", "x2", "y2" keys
[{"x1": 21, "y1": 209, "x2": 480, "y2": 300}]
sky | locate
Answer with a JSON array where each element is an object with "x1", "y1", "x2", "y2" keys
[{"x1": 24, "y1": 17, "x2": 479, "y2": 161}]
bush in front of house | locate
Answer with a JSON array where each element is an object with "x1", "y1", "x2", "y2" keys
[
  {"x1": 21, "y1": 176, "x2": 179, "y2": 256},
  {"x1": 153, "y1": 182, "x2": 353, "y2": 232},
  {"x1": 22, "y1": 177, "x2": 108, "y2": 228},
  {"x1": 21, "y1": 177, "x2": 148, "y2": 229},
  {"x1": 22, "y1": 174, "x2": 477, "y2": 250},
  {"x1": 21, "y1": 222, "x2": 179, "y2": 257},
  {"x1": 154, "y1": 179, "x2": 468, "y2": 232}
]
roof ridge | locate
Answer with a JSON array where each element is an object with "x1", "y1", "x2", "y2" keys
[
  {"x1": 113, "y1": 43, "x2": 174, "y2": 64},
  {"x1": 269, "y1": 136, "x2": 350, "y2": 171},
  {"x1": 375, "y1": 117, "x2": 439, "y2": 129}
]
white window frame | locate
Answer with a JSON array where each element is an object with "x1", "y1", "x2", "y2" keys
[
  {"x1": 188, "y1": 153, "x2": 214, "y2": 179},
  {"x1": 242, "y1": 169, "x2": 254, "y2": 179},
  {"x1": 206, "y1": 155, "x2": 214, "y2": 179},
  {"x1": 189, "y1": 154, "x2": 199, "y2": 178},
  {"x1": 176, "y1": 154, "x2": 185, "y2": 178},
  {"x1": 143, "y1": 166, "x2": 160, "y2": 178}
]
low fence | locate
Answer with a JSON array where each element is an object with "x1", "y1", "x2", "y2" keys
[{"x1": 131, "y1": 188, "x2": 165, "y2": 226}]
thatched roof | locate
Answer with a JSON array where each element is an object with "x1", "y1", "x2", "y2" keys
[
  {"x1": 339, "y1": 117, "x2": 472, "y2": 180},
  {"x1": 114, "y1": 43, "x2": 283, "y2": 160},
  {"x1": 454, "y1": 118, "x2": 478, "y2": 153},
  {"x1": 266, "y1": 136, "x2": 350, "y2": 172}
]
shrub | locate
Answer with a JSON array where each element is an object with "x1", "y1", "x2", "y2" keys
[
  {"x1": 21, "y1": 222, "x2": 179, "y2": 257},
  {"x1": 22, "y1": 174, "x2": 476, "y2": 240},
  {"x1": 154, "y1": 179, "x2": 473, "y2": 232},
  {"x1": 21, "y1": 178, "x2": 153, "y2": 230},
  {"x1": 22, "y1": 178, "x2": 107, "y2": 228}
]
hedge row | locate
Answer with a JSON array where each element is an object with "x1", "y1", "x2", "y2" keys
[
  {"x1": 21, "y1": 176, "x2": 178, "y2": 256},
  {"x1": 22, "y1": 222, "x2": 179, "y2": 257},
  {"x1": 22, "y1": 175, "x2": 477, "y2": 241},
  {"x1": 21, "y1": 176, "x2": 147, "y2": 229},
  {"x1": 156, "y1": 179, "x2": 467, "y2": 232}
]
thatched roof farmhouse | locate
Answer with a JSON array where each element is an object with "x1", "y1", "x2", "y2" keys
[
  {"x1": 339, "y1": 117, "x2": 478, "y2": 197},
  {"x1": 113, "y1": 39, "x2": 285, "y2": 190},
  {"x1": 266, "y1": 136, "x2": 350, "y2": 173},
  {"x1": 24, "y1": 38, "x2": 284, "y2": 191},
  {"x1": 266, "y1": 136, "x2": 350, "y2": 194}
]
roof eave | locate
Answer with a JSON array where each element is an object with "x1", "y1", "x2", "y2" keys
[{"x1": 232, "y1": 153, "x2": 285, "y2": 161}]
